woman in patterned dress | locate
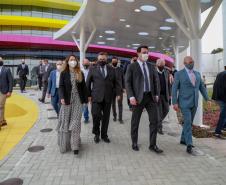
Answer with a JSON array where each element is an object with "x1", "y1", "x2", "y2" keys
[{"x1": 57, "y1": 55, "x2": 88, "y2": 155}]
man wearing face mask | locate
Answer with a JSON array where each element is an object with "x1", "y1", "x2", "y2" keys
[
  {"x1": 39, "y1": 59, "x2": 54, "y2": 103},
  {"x1": 17, "y1": 59, "x2": 29, "y2": 93},
  {"x1": 172, "y1": 56, "x2": 210, "y2": 155},
  {"x1": 82, "y1": 58, "x2": 90, "y2": 123},
  {"x1": 111, "y1": 57, "x2": 125, "y2": 124},
  {"x1": 125, "y1": 46, "x2": 162, "y2": 153},
  {"x1": 156, "y1": 59, "x2": 171, "y2": 135},
  {"x1": 0, "y1": 57, "x2": 13, "y2": 130},
  {"x1": 86, "y1": 52, "x2": 121, "y2": 144},
  {"x1": 47, "y1": 60, "x2": 63, "y2": 116}
]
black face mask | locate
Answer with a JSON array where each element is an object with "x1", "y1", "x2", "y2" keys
[
  {"x1": 99, "y1": 60, "x2": 107, "y2": 67},
  {"x1": 112, "y1": 63, "x2": 118, "y2": 67},
  {"x1": 158, "y1": 66, "x2": 164, "y2": 71},
  {"x1": 83, "y1": 65, "x2": 89, "y2": 69},
  {"x1": 0, "y1": 61, "x2": 3, "y2": 66}
]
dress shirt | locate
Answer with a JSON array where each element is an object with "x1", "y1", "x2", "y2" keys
[
  {"x1": 56, "y1": 70, "x2": 60, "y2": 88},
  {"x1": 185, "y1": 67, "x2": 196, "y2": 85}
]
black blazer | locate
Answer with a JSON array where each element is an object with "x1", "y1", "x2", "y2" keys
[
  {"x1": 42, "y1": 64, "x2": 54, "y2": 82},
  {"x1": 114, "y1": 67, "x2": 125, "y2": 92},
  {"x1": 86, "y1": 65, "x2": 121, "y2": 103},
  {"x1": 212, "y1": 71, "x2": 226, "y2": 103},
  {"x1": 58, "y1": 71, "x2": 88, "y2": 105},
  {"x1": 0, "y1": 66, "x2": 13, "y2": 94},
  {"x1": 157, "y1": 69, "x2": 171, "y2": 102},
  {"x1": 125, "y1": 61, "x2": 159, "y2": 103},
  {"x1": 17, "y1": 64, "x2": 29, "y2": 77}
]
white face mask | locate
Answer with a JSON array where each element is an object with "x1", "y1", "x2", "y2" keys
[
  {"x1": 56, "y1": 65, "x2": 62, "y2": 71},
  {"x1": 141, "y1": 54, "x2": 149, "y2": 62},
  {"x1": 68, "y1": 60, "x2": 77, "y2": 68}
]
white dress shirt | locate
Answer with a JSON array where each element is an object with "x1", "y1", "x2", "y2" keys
[
  {"x1": 185, "y1": 67, "x2": 196, "y2": 85},
  {"x1": 0, "y1": 66, "x2": 2, "y2": 74},
  {"x1": 82, "y1": 68, "x2": 90, "y2": 82},
  {"x1": 56, "y1": 70, "x2": 60, "y2": 88}
]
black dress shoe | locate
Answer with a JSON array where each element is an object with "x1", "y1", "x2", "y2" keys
[
  {"x1": 119, "y1": 120, "x2": 124, "y2": 124},
  {"x1": 149, "y1": 145, "x2": 163, "y2": 154},
  {"x1": 113, "y1": 117, "x2": 117, "y2": 122},
  {"x1": 94, "y1": 135, "x2": 100, "y2": 143},
  {"x1": 132, "y1": 144, "x2": 139, "y2": 151},
  {"x1": 213, "y1": 134, "x2": 226, "y2": 140},
  {"x1": 187, "y1": 145, "x2": 193, "y2": 154},
  {"x1": 38, "y1": 98, "x2": 44, "y2": 103},
  {"x1": 158, "y1": 129, "x2": 164, "y2": 135},
  {"x1": 102, "y1": 137, "x2": 111, "y2": 143},
  {"x1": 74, "y1": 150, "x2": 79, "y2": 155}
]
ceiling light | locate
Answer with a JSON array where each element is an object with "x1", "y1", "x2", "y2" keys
[
  {"x1": 99, "y1": 0, "x2": 115, "y2": 3},
  {"x1": 158, "y1": 37, "x2": 163, "y2": 40},
  {"x1": 133, "y1": 47, "x2": 138, "y2": 49},
  {"x1": 126, "y1": 25, "x2": 131, "y2": 28},
  {"x1": 127, "y1": 45, "x2": 131, "y2": 47},
  {"x1": 105, "y1": 30, "x2": 115, "y2": 34},
  {"x1": 99, "y1": 35, "x2": 103, "y2": 38},
  {"x1": 138, "y1": 32, "x2": 149, "y2": 36},
  {"x1": 106, "y1": 38, "x2": 115, "y2": 40},
  {"x1": 149, "y1": 46, "x2": 155, "y2": 49},
  {"x1": 134, "y1": 9, "x2": 141, "y2": 12},
  {"x1": 140, "y1": 5, "x2": 157, "y2": 12},
  {"x1": 165, "y1": 18, "x2": 175, "y2": 23},
  {"x1": 126, "y1": 0, "x2": 135, "y2": 2},
  {"x1": 132, "y1": 43, "x2": 140, "y2": 46},
  {"x1": 170, "y1": 35, "x2": 175, "y2": 38},
  {"x1": 120, "y1": 19, "x2": 126, "y2": 22},
  {"x1": 97, "y1": 41, "x2": 105, "y2": 44},
  {"x1": 160, "y1": 26, "x2": 172, "y2": 30}
]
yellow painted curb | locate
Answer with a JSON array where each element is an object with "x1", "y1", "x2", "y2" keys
[{"x1": 0, "y1": 93, "x2": 39, "y2": 160}]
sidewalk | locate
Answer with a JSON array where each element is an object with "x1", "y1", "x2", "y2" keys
[{"x1": 0, "y1": 91, "x2": 226, "y2": 185}]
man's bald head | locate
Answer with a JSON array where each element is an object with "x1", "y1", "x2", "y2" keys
[
  {"x1": 184, "y1": 56, "x2": 194, "y2": 65},
  {"x1": 156, "y1": 58, "x2": 165, "y2": 67}
]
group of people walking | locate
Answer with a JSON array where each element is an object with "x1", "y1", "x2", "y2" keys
[{"x1": 0, "y1": 46, "x2": 225, "y2": 156}]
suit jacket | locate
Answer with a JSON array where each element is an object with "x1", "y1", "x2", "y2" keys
[
  {"x1": 42, "y1": 64, "x2": 54, "y2": 82},
  {"x1": 125, "y1": 61, "x2": 159, "y2": 103},
  {"x1": 212, "y1": 71, "x2": 226, "y2": 103},
  {"x1": 114, "y1": 66, "x2": 125, "y2": 93},
  {"x1": 58, "y1": 71, "x2": 88, "y2": 105},
  {"x1": 0, "y1": 66, "x2": 13, "y2": 94},
  {"x1": 157, "y1": 69, "x2": 171, "y2": 102},
  {"x1": 172, "y1": 68, "x2": 209, "y2": 109},
  {"x1": 86, "y1": 65, "x2": 121, "y2": 103},
  {"x1": 47, "y1": 70, "x2": 59, "y2": 97},
  {"x1": 17, "y1": 64, "x2": 29, "y2": 78},
  {"x1": 36, "y1": 64, "x2": 44, "y2": 77}
]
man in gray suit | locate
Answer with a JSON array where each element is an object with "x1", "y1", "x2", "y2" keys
[
  {"x1": 126, "y1": 46, "x2": 162, "y2": 154},
  {"x1": 0, "y1": 57, "x2": 13, "y2": 130},
  {"x1": 156, "y1": 59, "x2": 171, "y2": 135},
  {"x1": 39, "y1": 59, "x2": 54, "y2": 103},
  {"x1": 172, "y1": 56, "x2": 210, "y2": 154}
]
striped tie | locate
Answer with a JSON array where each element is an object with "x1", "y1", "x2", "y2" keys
[{"x1": 190, "y1": 71, "x2": 196, "y2": 86}]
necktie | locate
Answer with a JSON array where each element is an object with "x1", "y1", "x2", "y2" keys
[
  {"x1": 190, "y1": 71, "x2": 196, "y2": 86},
  {"x1": 142, "y1": 63, "x2": 150, "y2": 92},
  {"x1": 101, "y1": 67, "x2": 105, "y2": 78}
]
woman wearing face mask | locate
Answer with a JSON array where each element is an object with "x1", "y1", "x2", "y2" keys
[{"x1": 57, "y1": 55, "x2": 88, "y2": 155}]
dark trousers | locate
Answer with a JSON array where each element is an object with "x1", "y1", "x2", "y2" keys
[
  {"x1": 215, "y1": 101, "x2": 226, "y2": 134},
  {"x1": 51, "y1": 90, "x2": 60, "y2": 115},
  {"x1": 131, "y1": 92, "x2": 158, "y2": 147},
  {"x1": 112, "y1": 93, "x2": 123, "y2": 120},
  {"x1": 19, "y1": 76, "x2": 27, "y2": 92},
  {"x1": 92, "y1": 100, "x2": 112, "y2": 138},
  {"x1": 83, "y1": 104, "x2": 89, "y2": 121},
  {"x1": 38, "y1": 75, "x2": 43, "y2": 90},
  {"x1": 180, "y1": 106, "x2": 197, "y2": 145},
  {"x1": 157, "y1": 95, "x2": 169, "y2": 130},
  {"x1": 41, "y1": 81, "x2": 48, "y2": 102}
]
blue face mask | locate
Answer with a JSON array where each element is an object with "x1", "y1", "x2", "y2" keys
[{"x1": 185, "y1": 63, "x2": 194, "y2": 70}]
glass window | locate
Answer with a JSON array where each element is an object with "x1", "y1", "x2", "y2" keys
[
  {"x1": 11, "y1": 5, "x2": 22, "y2": 16},
  {"x1": 1, "y1": 26, "x2": 12, "y2": 34},
  {"x1": 22, "y1": 6, "x2": 32, "y2": 16},
  {"x1": 2, "y1": 5, "x2": 12, "y2": 15},
  {"x1": 32, "y1": 7, "x2": 43, "y2": 17}
]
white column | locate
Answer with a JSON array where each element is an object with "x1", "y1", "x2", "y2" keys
[
  {"x1": 175, "y1": 47, "x2": 180, "y2": 70},
  {"x1": 223, "y1": 0, "x2": 226, "y2": 69},
  {"x1": 79, "y1": 26, "x2": 85, "y2": 68},
  {"x1": 189, "y1": 0, "x2": 203, "y2": 126}
]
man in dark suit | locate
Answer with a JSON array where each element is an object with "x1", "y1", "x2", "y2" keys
[
  {"x1": 212, "y1": 69, "x2": 226, "y2": 139},
  {"x1": 47, "y1": 60, "x2": 62, "y2": 115},
  {"x1": 39, "y1": 59, "x2": 54, "y2": 103},
  {"x1": 86, "y1": 52, "x2": 121, "y2": 143},
  {"x1": 17, "y1": 59, "x2": 29, "y2": 93},
  {"x1": 111, "y1": 57, "x2": 125, "y2": 124},
  {"x1": 125, "y1": 46, "x2": 162, "y2": 153},
  {"x1": 0, "y1": 57, "x2": 13, "y2": 130},
  {"x1": 156, "y1": 59, "x2": 171, "y2": 135},
  {"x1": 36, "y1": 60, "x2": 44, "y2": 90}
]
